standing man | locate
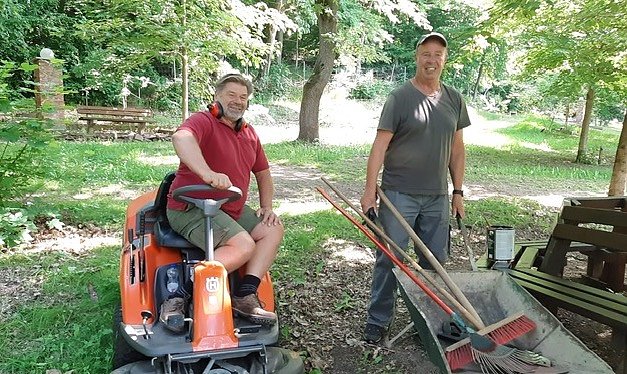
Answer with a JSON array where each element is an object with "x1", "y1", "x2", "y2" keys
[
  {"x1": 360, "y1": 32, "x2": 471, "y2": 343},
  {"x1": 165, "y1": 73, "x2": 282, "y2": 327}
]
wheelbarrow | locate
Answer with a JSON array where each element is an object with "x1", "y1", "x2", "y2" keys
[{"x1": 394, "y1": 269, "x2": 614, "y2": 373}]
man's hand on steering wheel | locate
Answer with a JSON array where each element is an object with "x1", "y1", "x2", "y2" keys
[
  {"x1": 203, "y1": 171, "x2": 232, "y2": 189},
  {"x1": 256, "y1": 207, "x2": 282, "y2": 226}
]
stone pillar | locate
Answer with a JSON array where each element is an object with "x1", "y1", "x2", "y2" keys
[{"x1": 33, "y1": 51, "x2": 64, "y2": 122}]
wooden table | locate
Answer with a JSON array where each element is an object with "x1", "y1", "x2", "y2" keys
[{"x1": 539, "y1": 196, "x2": 627, "y2": 292}]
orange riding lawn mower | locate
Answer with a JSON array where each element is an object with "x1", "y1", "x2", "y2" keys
[{"x1": 111, "y1": 172, "x2": 304, "y2": 374}]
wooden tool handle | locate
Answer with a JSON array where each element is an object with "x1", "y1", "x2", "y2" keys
[
  {"x1": 376, "y1": 186, "x2": 485, "y2": 328},
  {"x1": 320, "y1": 178, "x2": 483, "y2": 329}
]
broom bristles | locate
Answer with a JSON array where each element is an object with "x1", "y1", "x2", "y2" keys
[{"x1": 444, "y1": 313, "x2": 537, "y2": 371}]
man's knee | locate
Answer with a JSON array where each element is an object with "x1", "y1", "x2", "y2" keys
[
  {"x1": 226, "y1": 231, "x2": 256, "y2": 256},
  {"x1": 251, "y1": 221, "x2": 284, "y2": 242}
]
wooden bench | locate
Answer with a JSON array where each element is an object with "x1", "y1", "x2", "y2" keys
[
  {"x1": 77, "y1": 105, "x2": 153, "y2": 133},
  {"x1": 538, "y1": 197, "x2": 627, "y2": 292},
  {"x1": 506, "y1": 268, "x2": 627, "y2": 372}
]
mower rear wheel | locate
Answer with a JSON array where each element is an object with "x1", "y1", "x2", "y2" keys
[{"x1": 112, "y1": 305, "x2": 149, "y2": 370}]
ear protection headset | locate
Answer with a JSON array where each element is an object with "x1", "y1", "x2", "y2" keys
[
  {"x1": 208, "y1": 73, "x2": 252, "y2": 132},
  {"x1": 207, "y1": 101, "x2": 248, "y2": 132}
]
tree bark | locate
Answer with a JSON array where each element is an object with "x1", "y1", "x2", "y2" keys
[
  {"x1": 181, "y1": 0, "x2": 189, "y2": 121},
  {"x1": 181, "y1": 48, "x2": 189, "y2": 121},
  {"x1": 608, "y1": 110, "x2": 627, "y2": 196},
  {"x1": 297, "y1": 0, "x2": 338, "y2": 143},
  {"x1": 575, "y1": 87, "x2": 595, "y2": 163},
  {"x1": 472, "y1": 54, "x2": 485, "y2": 100}
]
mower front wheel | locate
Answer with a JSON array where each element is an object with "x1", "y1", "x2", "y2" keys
[{"x1": 112, "y1": 305, "x2": 149, "y2": 370}]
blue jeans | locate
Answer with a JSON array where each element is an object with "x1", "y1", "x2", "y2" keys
[{"x1": 366, "y1": 190, "x2": 450, "y2": 328}]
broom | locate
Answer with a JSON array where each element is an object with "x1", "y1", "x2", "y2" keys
[
  {"x1": 319, "y1": 181, "x2": 551, "y2": 372},
  {"x1": 316, "y1": 185, "x2": 540, "y2": 372},
  {"x1": 318, "y1": 180, "x2": 484, "y2": 330},
  {"x1": 316, "y1": 186, "x2": 489, "y2": 335},
  {"x1": 374, "y1": 185, "x2": 537, "y2": 371}
]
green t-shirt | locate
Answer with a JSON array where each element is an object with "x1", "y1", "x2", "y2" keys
[{"x1": 378, "y1": 81, "x2": 471, "y2": 195}]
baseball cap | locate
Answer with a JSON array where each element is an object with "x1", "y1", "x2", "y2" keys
[{"x1": 416, "y1": 32, "x2": 448, "y2": 48}]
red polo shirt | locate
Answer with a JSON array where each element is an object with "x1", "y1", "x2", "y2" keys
[{"x1": 166, "y1": 111, "x2": 269, "y2": 220}]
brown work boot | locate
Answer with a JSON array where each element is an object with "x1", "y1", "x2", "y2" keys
[
  {"x1": 159, "y1": 297, "x2": 186, "y2": 333},
  {"x1": 232, "y1": 294, "x2": 277, "y2": 326}
]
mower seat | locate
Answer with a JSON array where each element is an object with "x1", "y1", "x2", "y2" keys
[
  {"x1": 154, "y1": 220, "x2": 197, "y2": 249},
  {"x1": 153, "y1": 172, "x2": 204, "y2": 261}
]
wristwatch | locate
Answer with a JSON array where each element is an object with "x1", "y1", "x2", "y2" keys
[{"x1": 452, "y1": 189, "x2": 464, "y2": 197}]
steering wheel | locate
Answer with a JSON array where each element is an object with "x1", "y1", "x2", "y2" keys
[{"x1": 172, "y1": 184, "x2": 242, "y2": 212}]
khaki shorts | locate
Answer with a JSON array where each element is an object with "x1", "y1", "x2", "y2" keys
[{"x1": 166, "y1": 205, "x2": 262, "y2": 250}]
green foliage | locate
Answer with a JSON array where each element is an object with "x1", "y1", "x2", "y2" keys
[
  {"x1": 490, "y1": 0, "x2": 627, "y2": 113},
  {"x1": 0, "y1": 208, "x2": 35, "y2": 249},
  {"x1": 0, "y1": 61, "x2": 55, "y2": 206},
  {"x1": 348, "y1": 79, "x2": 394, "y2": 100},
  {"x1": 255, "y1": 63, "x2": 302, "y2": 103}
]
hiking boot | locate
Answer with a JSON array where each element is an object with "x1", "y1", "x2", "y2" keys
[
  {"x1": 159, "y1": 297, "x2": 186, "y2": 333},
  {"x1": 232, "y1": 294, "x2": 277, "y2": 326},
  {"x1": 364, "y1": 323, "x2": 386, "y2": 344}
]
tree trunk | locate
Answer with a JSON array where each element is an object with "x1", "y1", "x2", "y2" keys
[
  {"x1": 472, "y1": 54, "x2": 485, "y2": 100},
  {"x1": 608, "y1": 110, "x2": 627, "y2": 196},
  {"x1": 181, "y1": 48, "x2": 189, "y2": 121},
  {"x1": 260, "y1": 0, "x2": 284, "y2": 78},
  {"x1": 181, "y1": 0, "x2": 189, "y2": 121},
  {"x1": 575, "y1": 87, "x2": 595, "y2": 163},
  {"x1": 297, "y1": 0, "x2": 338, "y2": 142},
  {"x1": 261, "y1": 24, "x2": 277, "y2": 78},
  {"x1": 276, "y1": 30, "x2": 284, "y2": 65}
]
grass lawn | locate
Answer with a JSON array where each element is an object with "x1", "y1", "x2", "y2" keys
[{"x1": 0, "y1": 113, "x2": 620, "y2": 373}]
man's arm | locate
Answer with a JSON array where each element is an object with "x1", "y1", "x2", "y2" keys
[
  {"x1": 360, "y1": 130, "x2": 393, "y2": 213},
  {"x1": 254, "y1": 168, "x2": 281, "y2": 225},
  {"x1": 172, "y1": 129, "x2": 231, "y2": 189},
  {"x1": 449, "y1": 129, "x2": 466, "y2": 218}
]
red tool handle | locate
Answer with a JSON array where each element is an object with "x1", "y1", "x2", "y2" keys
[{"x1": 316, "y1": 187, "x2": 455, "y2": 316}]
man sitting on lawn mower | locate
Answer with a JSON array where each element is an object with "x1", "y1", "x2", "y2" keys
[{"x1": 165, "y1": 73, "x2": 283, "y2": 328}]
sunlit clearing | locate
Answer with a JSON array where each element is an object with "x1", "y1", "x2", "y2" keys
[
  {"x1": 137, "y1": 155, "x2": 179, "y2": 166},
  {"x1": 325, "y1": 238, "x2": 374, "y2": 266}
]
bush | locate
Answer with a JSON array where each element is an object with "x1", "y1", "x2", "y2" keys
[
  {"x1": 0, "y1": 208, "x2": 35, "y2": 249},
  {"x1": 349, "y1": 79, "x2": 393, "y2": 100},
  {"x1": 0, "y1": 61, "x2": 55, "y2": 206},
  {"x1": 255, "y1": 63, "x2": 300, "y2": 103}
]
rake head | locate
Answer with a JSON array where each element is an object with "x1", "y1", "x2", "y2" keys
[
  {"x1": 472, "y1": 345, "x2": 552, "y2": 374},
  {"x1": 445, "y1": 313, "x2": 537, "y2": 371}
]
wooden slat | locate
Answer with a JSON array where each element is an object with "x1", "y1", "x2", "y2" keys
[
  {"x1": 77, "y1": 105, "x2": 151, "y2": 114},
  {"x1": 568, "y1": 197, "x2": 627, "y2": 210},
  {"x1": 507, "y1": 270, "x2": 627, "y2": 329},
  {"x1": 552, "y1": 224, "x2": 627, "y2": 252},
  {"x1": 511, "y1": 277, "x2": 627, "y2": 329},
  {"x1": 561, "y1": 206, "x2": 627, "y2": 227},
  {"x1": 78, "y1": 117, "x2": 153, "y2": 123},
  {"x1": 78, "y1": 110, "x2": 151, "y2": 117},
  {"x1": 515, "y1": 268, "x2": 627, "y2": 306},
  {"x1": 513, "y1": 246, "x2": 540, "y2": 269}
]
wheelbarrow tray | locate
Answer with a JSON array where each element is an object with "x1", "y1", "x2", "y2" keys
[{"x1": 394, "y1": 269, "x2": 614, "y2": 373}]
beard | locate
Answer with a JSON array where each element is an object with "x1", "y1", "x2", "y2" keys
[{"x1": 223, "y1": 105, "x2": 245, "y2": 122}]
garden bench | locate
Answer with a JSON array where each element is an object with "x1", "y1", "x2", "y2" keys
[
  {"x1": 77, "y1": 105, "x2": 153, "y2": 133},
  {"x1": 538, "y1": 196, "x2": 627, "y2": 292}
]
